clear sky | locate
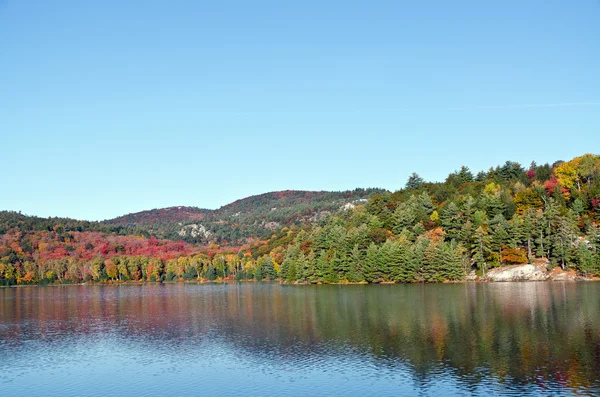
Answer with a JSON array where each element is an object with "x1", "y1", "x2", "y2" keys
[{"x1": 1, "y1": 0, "x2": 599, "y2": 221}]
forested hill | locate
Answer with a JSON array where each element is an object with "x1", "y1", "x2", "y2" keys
[
  {"x1": 102, "y1": 189, "x2": 383, "y2": 244},
  {"x1": 106, "y1": 206, "x2": 210, "y2": 226},
  {"x1": 2, "y1": 154, "x2": 600, "y2": 286},
  {"x1": 0, "y1": 189, "x2": 384, "y2": 245}
]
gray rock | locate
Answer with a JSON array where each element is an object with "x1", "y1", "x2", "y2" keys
[{"x1": 484, "y1": 264, "x2": 549, "y2": 282}]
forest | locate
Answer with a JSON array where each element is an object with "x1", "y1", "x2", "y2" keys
[
  {"x1": 105, "y1": 189, "x2": 384, "y2": 244},
  {"x1": 1, "y1": 154, "x2": 599, "y2": 286}
]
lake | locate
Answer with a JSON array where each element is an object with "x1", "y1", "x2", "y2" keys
[{"x1": 1, "y1": 282, "x2": 599, "y2": 396}]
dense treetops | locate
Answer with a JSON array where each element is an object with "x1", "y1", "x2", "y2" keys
[
  {"x1": 103, "y1": 189, "x2": 384, "y2": 244},
  {"x1": 106, "y1": 206, "x2": 210, "y2": 226},
  {"x1": 1, "y1": 154, "x2": 599, "y2": 285}
]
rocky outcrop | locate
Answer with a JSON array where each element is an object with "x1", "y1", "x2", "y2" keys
[
  {"x1": 177, "y1": 223, "x2": 211, "y2": 239},
  {"x1": 484, "y1": 264, "x2": 549, "y2": 282},
  {"x1": 481, "y1": 263, "x2": 586, "y2": 282}
]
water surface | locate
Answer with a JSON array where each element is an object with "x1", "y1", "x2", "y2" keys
[{"x1": 1, "y1": 282, "x2": 600, "y2": 396}]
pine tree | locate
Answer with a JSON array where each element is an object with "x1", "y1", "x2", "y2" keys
[
  {"x1": 262, "y1": 256, "x2": 277, "y2": 280},
  {"x1": 393, "y1": 200, "x2": 418, "y2": 234},
  {"x1": 572, "y1": 198, "x2": 584, "y2": 215},
  {"x1": 348, "y1": 244, "x2": 365, "y2": 282},
  {"x1": 364, "y1": 243, "x2": 379, "y2": 283},
  {"x1": 301, "y1": 252, "x2": 316, "y2": 283},
  {"x1": 383, "y1": 240, "x2": 402, "y2": 283},
  {"x1": 575, "y1": 244, "x2": 596, "y2": 276},
  {"x1": 254, "y1": 264, "x2": 264, "y2": 281},
  {"x1": 552, "y1": 215, "x2": 578, "y2": 270},
  {"x1": 377, "y1": 240, "x2": 395, "y2": 282},
  {"x1": 286, "y1": 260, "x2": 298, "y2": 282},
  {"x1": 421, "y1": 239, "x2": 442, "y2": 282},
  {"x1": 322, "y1": 249, "x2": 338, "y2": 284},
  {"x1": 440, "y1": 202, "x2": 461, "y2": 241},
  {"x1": 334, "y1": 249, "x2": 350, "y2": 281},
  {"x1": 543, "y1": 199, "x2": 562, "y2": 258},
  {"x1": 444, "y1": 242, "x2": 466, "y2": 281},
  {"x1": 315, "y1": 251, "x2": 328, "y2": 281},
  {"x1": 471, "y1": 226, "x2": 492, "y2": 277},
  {"x1": 459, "y1": 220, "x2": 475, "y2": 249},
  {"x1": 489, "y1": 214, "x2": 509, "y2": 264},
  {"x1": 457, "y1": 166, "x2": 474, "y2": 183},
  {"x1": 412, "y1": 237, "x2": 429, "y2": 282},
  {"x1": 406, "y1": 173, "x2": 425, "y2": 189},
  {"x1": 282, "y1": 245, "x2": 300, "y2": 282},
  {"x1": 393, "y1": 236, "x2": 417, "y2": 282},
  {"x1": 460, "y1": 195, "x2": 477, "y2": 220},
  {"x1": 507, "y1": 214, "x2": 525, "y2": 249},
  {"x1": 415, "y1": 192, "x2": 435, "y2": 223}
]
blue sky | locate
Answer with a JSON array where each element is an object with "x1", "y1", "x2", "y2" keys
[{"x1": 1, "y1": 0, "x2": 599, "y2": 220}]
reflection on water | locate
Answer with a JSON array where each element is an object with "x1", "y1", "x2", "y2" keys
[{"x1": 1, "y1": 282, "x2": 599, "y2": 396}]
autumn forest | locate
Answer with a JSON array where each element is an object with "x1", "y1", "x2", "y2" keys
[{"x1": 1, "y1": 154, "x2": 600, "y2": 286}]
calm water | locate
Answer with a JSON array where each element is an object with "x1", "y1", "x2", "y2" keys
[{"x1": 1, "y1": 282, "x2": 600, "y2": 396}]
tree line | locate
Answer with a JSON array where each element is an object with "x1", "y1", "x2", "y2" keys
[{"x1": 1, "y1": 154, "x2": 599, "y2": 285}]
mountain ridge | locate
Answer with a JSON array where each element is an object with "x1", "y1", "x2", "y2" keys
[
  {"x1": 1, "y1": 188, "x2": 385, "y2": 245},
  {"x1": 103, "y1": 188, "x2": 385, "y2": 244}
]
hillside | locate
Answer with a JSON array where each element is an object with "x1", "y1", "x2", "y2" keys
[
  {"x1": 1, "y1": 189, "x2": 384, "y2": 246},
  {"x1": 104, "y1": 189, "x2": 384, "y2": 244},
  {"x1": 0, "y1": 211, "x2": 134, "y2": 236},
  {"x1": 106, "y1": 207, "x2": 210, "y2": 227},
  {"x1": 2, "y1": 154, "x2": 600, "y2": 286}
]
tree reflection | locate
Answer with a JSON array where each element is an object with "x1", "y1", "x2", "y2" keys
[{"x1": 1, "y1": 283, "x2": 599, "y2": 393}]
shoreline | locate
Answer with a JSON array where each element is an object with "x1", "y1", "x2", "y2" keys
[
  {"x1": 1, "y1": 277, "x2": 596, "y2": 288},
  {"x1": 1, "y1": 264, "x2": 595, "y2": 288}
]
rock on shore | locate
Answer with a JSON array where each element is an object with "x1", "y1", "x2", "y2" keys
[
  {"x1": 482, "y1": 263, "x2": 582, "y2": 282},
  {"x1": 485, "y1": 264, "x2": 549, "y2": 282}
]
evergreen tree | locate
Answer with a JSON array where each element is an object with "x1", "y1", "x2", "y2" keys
[
  {"x1": 507, "y1": 214, "x2": 525, "y2": 250},
  {"x1": 302, "y1": 252, "x2": 316, "y2": 283},
  {"x1": 572, "y1": 198, "x2": 585, "y2": 215},
  {"x1": 415, "y1": 192, "x2": 435, "y2": 223},
  {"x1": 460, "y1": 195, "x2": 477, "y2": 220},
  {"x1": 440, "y1": 202, "x2": 461, "y2": 241},
  {"x1": 443, "y1": 242, "x2": 466, "y2": 281},
  {"x1": 393, "y1": 236, "x2": 417, "y2": 282},
  {"x1": 254, "y1": 264, "x2": 264, "y2": 281},
  {"x1": 393, "y1": 199, "x2": 418, "y2": 234},
  {"x1": 364, "y1": 243, "x2": 380, "y2": 283},
  {"x1": 457, "y1": 165, "x2": 474, "y2": 183},
  {"x1": 321, "y1": 250, "x2": 338, "y2": 283},
  {"x1": 552, "y1": 215, "x2": 578, "y2": 269},
  {"x1": 575, "y1": 244, "x2": 596, "y2": 276},
  {"x1": 421, "y1": 239, "x2": 442, "y2": 282},
  {"x1": 471, "y1": 226, "x2": 492, "y2": 277},
  {"x1": 412, "y1": 237, "x2": 429, "y2": 282},
  {"x1": 348, "y1": 244, "x2": 365, "y2": 282},
  {"x1": 281, "y1": 245, "x2": 300, "y2": 281},
  {"x1": 459, "y1": 220, "x2": 475, "y2": 249},
  {"x1": 377, "y1": 240, "x2": 395, "y2": 282},
  {"x1": 406, "y1": 173, "x2": 425, "y2": 189},
  {"x1": 206, "y1": 265, "x2": 217, "y2": 281},
  {"x1": 489, "y1": 214, "x2": 510, "y2": 263},
  {"x1": 315, "y1": 251, "x2": 328, "y2": 281}
]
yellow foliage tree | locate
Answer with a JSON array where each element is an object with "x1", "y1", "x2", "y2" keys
[
  {"x1": 484, "y1": 182, "x2": 501, "y2": 197},
  {"x1": 105, "y1": 259, "x2": 117, "y2": 280},
  {"x1": 554, "y1": 161, "x2": 578, "y2": 191}
]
